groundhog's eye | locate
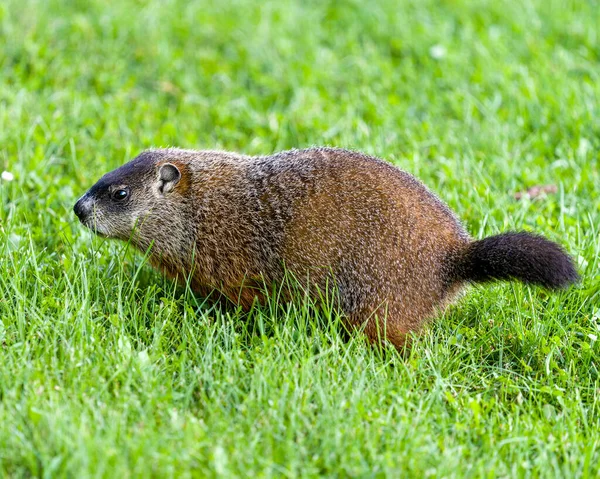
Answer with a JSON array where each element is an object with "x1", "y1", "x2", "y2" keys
[{"x1": 112, "y1": 189, "x2": 129, "y2": 201}]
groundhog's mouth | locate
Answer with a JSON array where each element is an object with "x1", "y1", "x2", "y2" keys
[
  {"x1": 79, "y1": 217, "x2": 109, "y2": 238},
  {"x1": 90, "y1": 227, "x2": 108, "y2": 238}
]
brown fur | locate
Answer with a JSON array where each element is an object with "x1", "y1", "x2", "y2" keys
[{"x1": 73, "y1": 147, "x2": 577, "y2": 350}]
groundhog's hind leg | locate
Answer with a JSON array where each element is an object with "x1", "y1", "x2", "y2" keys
[
  {"x1": 344, "y1": 299, "x2": 435, "y2": 351},
  {"x1": 341, "y1": 305, "x2": 403, "y2": 351}
]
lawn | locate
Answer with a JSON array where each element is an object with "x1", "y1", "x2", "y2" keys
[{"x1": 1, "y1": 0, "x2": 599, "y2": 476}]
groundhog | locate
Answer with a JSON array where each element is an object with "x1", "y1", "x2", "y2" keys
[{"x1": 74, "y1": 147, "x2": 578, "y2": 349}]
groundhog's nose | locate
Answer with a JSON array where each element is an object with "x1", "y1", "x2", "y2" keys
[
  {"x1": 73, "y1": 196, "x2": 89, "y2": 220},
  {"x1": 73, "y1": 200, "x2": 84, "y2": 219}
]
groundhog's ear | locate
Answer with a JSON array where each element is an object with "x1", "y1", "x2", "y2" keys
[{"x1": 158, "y1": 163, "x2": 181, "y2": 195}]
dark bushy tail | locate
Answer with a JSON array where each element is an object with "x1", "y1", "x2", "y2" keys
[{"x1": 453, "y1": 232, "x2": 579, "y2": 289}]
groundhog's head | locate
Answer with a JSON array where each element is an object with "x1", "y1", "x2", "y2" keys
[{"x1": 73, "y1": 151, "x2": 184, "y2": 242}]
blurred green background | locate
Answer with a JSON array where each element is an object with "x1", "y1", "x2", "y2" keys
[{"x1": 0, "y1": 0, "x2": 599, "y2": 477}]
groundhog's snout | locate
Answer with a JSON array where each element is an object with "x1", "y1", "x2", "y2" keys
[{"x1": 73, "y1": 194, "x2": 91, "y2": 222}]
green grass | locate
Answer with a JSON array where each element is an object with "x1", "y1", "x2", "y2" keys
[{"x1": 1, "y1": 0, "x2": 599, "y2": 476}]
